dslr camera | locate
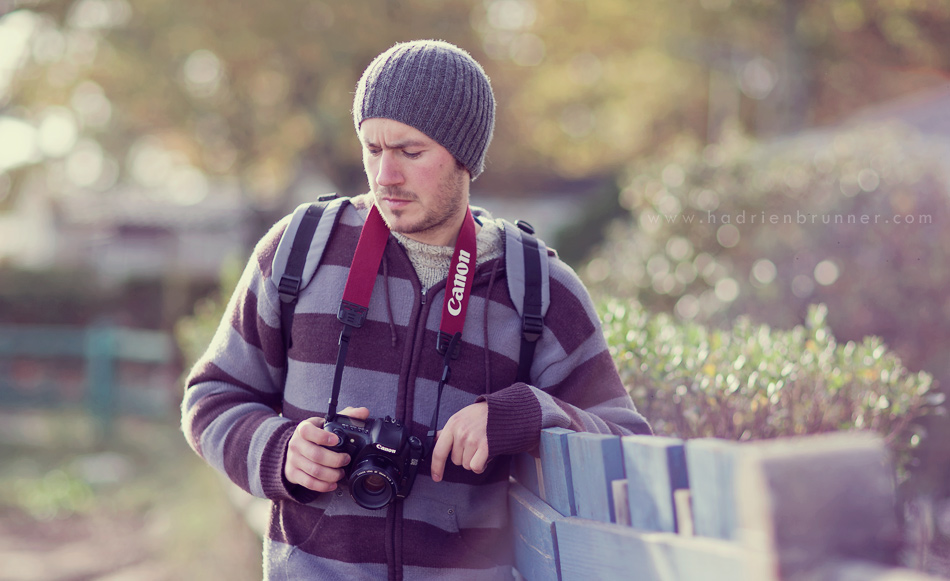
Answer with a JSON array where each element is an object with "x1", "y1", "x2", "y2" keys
[{"x1": 323, "y1": 414, "x2": 425, "y2": 510}]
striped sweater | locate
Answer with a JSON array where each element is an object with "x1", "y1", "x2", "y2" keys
[{"x1": 181, "y1": 194, "x2": 651, "y2": 580}]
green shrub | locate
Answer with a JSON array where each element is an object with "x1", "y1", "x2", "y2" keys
[{"x1": 603, "y1": 299, "x2": 941, "y2": 476}]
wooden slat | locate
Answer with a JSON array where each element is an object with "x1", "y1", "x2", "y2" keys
[
  {"x1": 622, "y1": 435, "x2": 689, "y2": 533},
  {"x1": 509, "y1": 481, "x2": 563, "y2": 581},
  {"x1": 511, "y1": 452, "x2": 542, "y2": 498},
  {"x1": 736, "y1": 433, "x2": 902, "y2": 579},
  {"x1": 555, "y1": 517, "x2": 749, "y2": 581},
  {"x1": 566, "y1": 432, "x2": 624, "y2": 523},
  {"x1": 684, "y1": 438, "x2": 740, "y2": 540},
  {"x1": 539, "y1": 427, "x2": 576, "y2": 517}
]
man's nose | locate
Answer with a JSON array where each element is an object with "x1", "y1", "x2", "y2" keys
[{"x1": 376, "y1": 152, "x2": 403, "y2": 186}]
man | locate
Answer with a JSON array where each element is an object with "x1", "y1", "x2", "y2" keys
[{"x1": 182, "y1": 39, "x2": 651, "y2": 580}]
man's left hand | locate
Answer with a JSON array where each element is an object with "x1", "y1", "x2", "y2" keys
[{"x1": 430, "y1": 401, "x2": 489, "y2": 482}]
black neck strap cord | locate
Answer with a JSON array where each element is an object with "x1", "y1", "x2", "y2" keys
[{"x1": 326, "y1": 204, "x2": 478, "y2": 449}]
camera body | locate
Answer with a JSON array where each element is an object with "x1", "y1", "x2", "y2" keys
[{"x1": 323, "y1": 414, "x2": 425, "y2": 510}]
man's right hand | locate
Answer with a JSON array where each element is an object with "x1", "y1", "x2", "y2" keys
[{"x1": 284, "y1": 406, "x2": 370, "y2": 492}]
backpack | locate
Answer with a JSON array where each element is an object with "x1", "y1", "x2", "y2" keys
[{"x1": 270, "y1": 194, "x2": 550, "y2": 384}]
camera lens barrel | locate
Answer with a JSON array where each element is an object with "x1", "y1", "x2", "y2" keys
[{"x1": 349, "y1": 459, "x2": 399, "y2": 509}]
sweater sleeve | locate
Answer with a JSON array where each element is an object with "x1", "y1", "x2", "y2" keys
[
  {"x1": 480, "y1": 258, "x2": 652, "y2": 457},
  {"x1": 180, "y1": 218, "x2": 316, "y2": 503}
]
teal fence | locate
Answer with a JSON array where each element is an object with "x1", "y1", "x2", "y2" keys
[
  {"x1": 509, "y1": 428, "x2": 939, "y2": 581},
  {"x1": 0, "y1": 324, "x2": 177, "y2": 436}
]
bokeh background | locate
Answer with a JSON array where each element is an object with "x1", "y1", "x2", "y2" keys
[{"x1": 1, "y1": 0, "x2": 949, "y2": 578}]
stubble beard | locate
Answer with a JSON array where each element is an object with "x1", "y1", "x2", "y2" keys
[{"x1": 375, "y1": 165, "x2": 467, "y2": 244}]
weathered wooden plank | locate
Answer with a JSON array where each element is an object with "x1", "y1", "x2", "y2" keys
[
  {"x1": 509, "y1": 481, "x2": 563, "y2": 581},
  {"x1": 555, "y1": 517, "x2": 750, "y2": 581},
  {"x1": 684, "y1": 438, "x2": 740, "y2": 540},
  {"x1": 661, "y1": 534, "x2": 751, "y2": 581},
  {"x1": 566, "y1": 432, "x2": 624, "y2": 523},
  {"x1": 511, "y1": 452, "x2": 542, "y2": 498},
  {"x1": 622, "y1": 435, "x2": 689, "y2": 533},
  {"x1": 556, "y1": 517, "x2": 666, "y2": 581},
  {"x1": 539, "y1": 427, "x2": 576, "y2": 517},
  {"x1": 736, "y1": 433, "x2": 902, "y2": 580}
]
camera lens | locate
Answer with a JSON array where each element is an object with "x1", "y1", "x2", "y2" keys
[
  {"x1": 350, "y1": 460, "x2": 398, "y2": 510},
  {"x1": 362, "y1": 474, "x2": 388, "y2": 494}
]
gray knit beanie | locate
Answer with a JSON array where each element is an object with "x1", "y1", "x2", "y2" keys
[{"x1": 353, "y1": 40, "x2": 495, "y2": 180}]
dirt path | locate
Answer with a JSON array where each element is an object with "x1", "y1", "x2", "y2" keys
[
  {"x1": 0, "y1": 412, "x2": 263, "y2": 581},
  {"x1": 0, "y1": 511, "x2": 160, "y2": 580},
  {"x1": 0, "y1": 506, "x2": 262, "y2": 581}
]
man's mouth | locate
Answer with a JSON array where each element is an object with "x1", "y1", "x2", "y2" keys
[
  {"x1": 383, "y1": 197, "x2": 412, "y2": 210},
  {"x1": 379, "y1": 190, "x2": 416, "y2": 210}
]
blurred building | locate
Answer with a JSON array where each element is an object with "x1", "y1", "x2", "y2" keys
[{"x1": 0, "y1": 181, "x2": 252, "y2": 284}]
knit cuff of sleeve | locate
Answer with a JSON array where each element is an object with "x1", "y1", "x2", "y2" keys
[
  {"x1": 261, "y1": 422, "x2": 322, "y2": 504},
  {"x1": 478, "y1": 382, "x2": 542, "y2": 457}
]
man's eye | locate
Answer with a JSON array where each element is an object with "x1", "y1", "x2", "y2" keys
[
  {"x1": 404, "y1": 151, "x2": 421, "y2": 159},
  {"x1": 367, "y1": 148, "x2": 382, "y2": 157}
]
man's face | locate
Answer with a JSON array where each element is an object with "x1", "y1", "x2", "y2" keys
[{"x1": 359, "y1": 118, "x2": 470, "y2": 247}]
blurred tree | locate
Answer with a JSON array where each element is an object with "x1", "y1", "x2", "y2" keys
[
  {"x1": 471, "y1": 0, "x2": 705, "y2": 180},
  {"x1": 1, "y1": 1, "x2": 495, "y2": 214},
  {"x1": 675, "y1": 0, "x2": 950, "y2": 136},
  {"x1": 2, "y1": 0, "x2": 948, "y2": 214}
]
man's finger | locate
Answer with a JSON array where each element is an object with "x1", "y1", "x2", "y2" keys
[
  {"x1": 286, "y1": 465, "x2": 341, "y2": 492},
  {"x1": 451, "y1": 438, "x2": 465, "y2": 468},
  {"x1": 430, "y1": 429, "x2": 452, "y2": 483},
  {"x1": 469, "y1": 446, "x2": 490, "y2": 474},
  {"x1": 299, "y1": 460, "x2": 346, "y2": 484},
  {"x1": 459, "y1": 437, "x2": 488, "y2": 472},
  {"x1": 338, "y1": 406, "x2": 370, "y2": 420},
  {"x1": 298, "y1": 421, "x2": 342, "y2": 447}
]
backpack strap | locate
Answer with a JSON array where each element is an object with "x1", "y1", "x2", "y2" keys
[
  {"x1": 272, "y1": 200, "x2": 550, "y2": 381},
  {"x1": 502, "y1": 220, "x2": 550, "y2": 384},
  {"x1": 271, "y1": 194, "x2": 349, "y2": 350}
]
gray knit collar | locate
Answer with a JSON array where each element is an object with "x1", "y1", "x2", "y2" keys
[{"x1": 389, "y1": 207, "x2": 504, "y2": 290}]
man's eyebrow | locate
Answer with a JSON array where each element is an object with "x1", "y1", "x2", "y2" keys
[{"x1": 365, "y1": 138, "x2": 430, "y2": 149}]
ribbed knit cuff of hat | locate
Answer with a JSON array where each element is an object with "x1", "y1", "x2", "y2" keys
[{"x1": 477, "y1": 383, "x2": 542, "y2": 457}]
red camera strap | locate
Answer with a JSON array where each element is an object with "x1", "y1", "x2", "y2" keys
[
  {"x1": 340, "y1": 203, "x2": 392, "y2": 314},
  {"x1": 340, "y1": 203, "x2": 477, "y2": 339},
  {"x1": 327, "y1": 203, "x2": 477, "y2": 421}
]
